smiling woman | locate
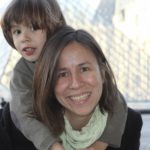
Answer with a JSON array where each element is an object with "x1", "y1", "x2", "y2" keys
[
  {"x1": 55, "y1": 41, "x2": 104, "y2": 122},
  {"x1": 33, "y1": 26, "x2": 142, "y2": 150}
]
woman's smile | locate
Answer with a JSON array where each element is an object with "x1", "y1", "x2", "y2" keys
[{"x1": 67, "y1": 92, "x2": 91, "y2": 105}]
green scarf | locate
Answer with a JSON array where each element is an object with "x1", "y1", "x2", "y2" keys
[{"x1": 60, "y1": 106, "x2": 108, "y2": 150}]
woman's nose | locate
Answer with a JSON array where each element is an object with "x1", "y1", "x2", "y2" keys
[{"x1": 69, "y1": 73, "x2": 82, "y2": 89}]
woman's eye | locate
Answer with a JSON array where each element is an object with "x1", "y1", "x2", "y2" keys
[
  {"x1": 81, "y1": 67, "x2": 89, "y2": 72},
  {"x1": 57, "y1": 72, "x2": 69, "y2": 78}
]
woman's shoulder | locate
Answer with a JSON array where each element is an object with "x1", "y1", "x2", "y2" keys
[
  {"x1": 119, "y1": 107, "x2": 143, "y2": 150},
  {"x1": 126, "y1": 107, "x2": 143, "y2": 130},
  {"x1": 107, "y1": 108, "x2": 143, "y2": 150}
]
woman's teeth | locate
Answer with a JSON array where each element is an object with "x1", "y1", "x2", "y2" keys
[{"x1": 70, "y1": 93, "x2": 90, "y2": 101}]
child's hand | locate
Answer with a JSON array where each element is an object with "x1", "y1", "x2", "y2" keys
[
  {"x1": 77, "y1": 141, "x2": 108, "y2": 150},
  {"x1": 50, "y1": 142, "x2": 64, "y2": 150},
  {"x1": 77, "y1": 148, "x2": 94, "y2": 150},
  {"x1": 88, "y1": 141, "x2": 108, "y2": 150}
]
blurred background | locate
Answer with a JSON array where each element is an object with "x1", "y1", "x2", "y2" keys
[{"x1": 0, "y1": 0, "x2": 150, "y2": 149}]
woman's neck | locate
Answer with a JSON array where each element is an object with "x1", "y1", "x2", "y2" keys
[{"x1": 65, "y1": 112, "x2": 93, "y2": 130}]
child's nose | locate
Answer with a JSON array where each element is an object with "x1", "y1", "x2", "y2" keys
[{"x1": 21, "y1": 30, "x2": 31, "y2": 43}]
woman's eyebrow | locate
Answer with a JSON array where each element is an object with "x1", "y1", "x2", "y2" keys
[
  {"x1": 57, "y1": 62, "x2": 91, "y2": 71},
  {"x1": 56, "y1": 68, "x2": 67, "y2": 71},
  {"x1": 78, "y1": 62, "x2": 91, "y2": 66}
]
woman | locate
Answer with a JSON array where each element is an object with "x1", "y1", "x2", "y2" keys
[{"x1": 33, "y1": 26, "x2": 143, "y2": 150}]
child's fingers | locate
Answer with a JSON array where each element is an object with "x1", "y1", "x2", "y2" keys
[{"x1": 77, "y1": 148, "x2": 94, "y2": 150}]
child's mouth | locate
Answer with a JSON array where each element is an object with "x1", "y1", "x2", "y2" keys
[{"x1": 23, "y1": 47, "x2": 36, "y2": 56}]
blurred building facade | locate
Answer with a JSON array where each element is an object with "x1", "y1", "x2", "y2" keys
[{"x1": 57, "y1": 0, "x2": 150, "y2": 108}]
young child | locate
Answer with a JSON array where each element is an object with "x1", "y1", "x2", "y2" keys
[
  {"x1": 1, "y1": 0, "x2": 66, "y2": 149},
  {"x1": 1, "y1": 0, "x2": 127, "y2": 150}
]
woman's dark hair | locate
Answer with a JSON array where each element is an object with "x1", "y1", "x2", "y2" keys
[
  {"x1": 33, "y1": 26, "x2": 119, "y2": 137},
  {"x1": 1, "y1": 0, "x2": 66, "y2": 49}
]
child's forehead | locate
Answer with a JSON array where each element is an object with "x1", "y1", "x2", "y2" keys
[
  {"x1": 10, "y1": 19, "x2": 36, "y2": 28},
  {"x1": 9, "y1": 12, "x2": 39, "y2": 27},
  {"x1": 11, "y1": 21, "x2": 29, "y2": 27}
]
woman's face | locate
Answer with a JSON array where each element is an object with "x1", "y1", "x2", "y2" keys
[{"x1": 54, "y1": 41, "x2": 104, "y2": 120}]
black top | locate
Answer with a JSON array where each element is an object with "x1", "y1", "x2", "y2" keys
[
  {"x1": 107, "y1": 107, "x2": 143, "y2": 150},
  {"x1": 0, "y1": 103, "x2": 142, "y2": 150}
]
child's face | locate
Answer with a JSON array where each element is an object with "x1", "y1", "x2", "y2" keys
[{"x1": 11, "y1": 22, "x2": 47, "y2": 62}]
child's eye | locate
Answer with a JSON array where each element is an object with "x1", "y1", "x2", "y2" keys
[
  {"x1": 30, "y1": 25, "x2": 36, "y2": 32},
  {"x1": 30, "y1": 24, "x2": 40, "y2": 31},
  {"x1": 12, "y1": 29, "x2": 21, "y2": 36}
]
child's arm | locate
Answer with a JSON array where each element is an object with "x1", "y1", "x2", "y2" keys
[
  {"x1": 99, "y1": 91, "x2": 128, "y2": 147},
  {"x1": 10, "y1": 58, "x2": 58, "y2": 150}
]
